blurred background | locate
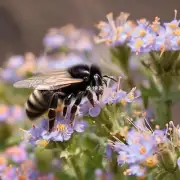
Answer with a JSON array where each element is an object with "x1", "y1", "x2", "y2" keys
[{"x1": 0, "y1": 0, "x2": 179, "y2": 63}]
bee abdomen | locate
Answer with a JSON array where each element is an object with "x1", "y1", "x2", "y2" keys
[{"x1": 25, "y1": 90, "x2": 49, "y2": 120}]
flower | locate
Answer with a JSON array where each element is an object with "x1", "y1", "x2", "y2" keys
[
  {"x1": 73, "y1": 120, "x2": 88, "y2": 133},
  {"x1": 5, "y1": 144, "x2": 28, "y2": 163},
  {"x1": 95, "y1": 12, "x2": 135, "y2": 46},
  {"x1": 123, "y1": 165, "x2": 146, "y2": 177},
  {"x1": 177, "y1": 157, "x2": 180, "y2": 168},
  {"x1": 36, "y1": 53, "x2": 84, "y2": 71},
  {"x1": 43, "y1": 24, "x2": 93, "y2": 52},
  {"x1": 8, "y1": 105, "x2": 25, "y2": 123},
  {"x1": 6, "y1": 55, "x2": 24, "y2": 69},
  {"x1": 22, "y1": 112, "x2": 88, "y2": 145},
  {"x1": 42, "y1": 121, "x2": 73, "y2": 142},
  {"x1": 96, "y1": 10, "x2": 180, "y2": 51},
  {"x1": 79, "y1": 82, "x2": 139, "y2": 118}
]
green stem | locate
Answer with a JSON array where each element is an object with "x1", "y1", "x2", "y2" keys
[{"x1": 69, "y1": 156, "x2": 84, "y2": 180}]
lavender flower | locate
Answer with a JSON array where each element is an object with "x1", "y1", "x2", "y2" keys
[
  {"x1": 177, "y1": 157, "x2": 180, "y2": 168},
  {"x1": 95, "y1": 10, "x2": 180, "y2": 51},
  {"x1": 43, "y1": 24, "x2": 93, "y2": 52},
  {"x1": 95, "y1": 12, "x2": 135, "y2": 46},
  {"x1": 111, "y1": 118, "x2": 164, "y2": 177},
  {"x1": 123, "y1": 165, "x2": 146, "y2": 177},
  {"x1": 8, "y1": 105, "x2": 25, "y2": 123},
  {"x1": 5, "y1": 143, "x2": 28, "y2": 163},
  {"x1": 22, "y1": 112, "x2": 88, "y2": 146}
]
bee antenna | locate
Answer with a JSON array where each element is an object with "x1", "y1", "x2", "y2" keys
[{"x1": 103, "y1": 75, "x2": 117, "y2": 82}]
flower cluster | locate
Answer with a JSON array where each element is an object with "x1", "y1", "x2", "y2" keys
[
  {"x1": 22, "y1": 114, "x2": 87, "y2": 146},
  {"x1": 43, "y1": 24, "x2": 93, "y2": 52},
  {"x1": 95, "y1": 10, "x2": 180, "y2": 53},
  {"x1": 0, "y1": 104, "x2": 24, "y2": 123},
  {"x1": 79, "y1": 85, "x2": 140, "y2": 118},
  {"x1": 110, "y1": 118, "x2": 180, "y2": 177},
  {"x1": 0, "y1": 53, "x2": 36, "y2": 83}
]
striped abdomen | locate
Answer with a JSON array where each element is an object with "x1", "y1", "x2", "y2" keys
[{"x1": 25, "y1": 90, "x2": 51, "y2": 120}]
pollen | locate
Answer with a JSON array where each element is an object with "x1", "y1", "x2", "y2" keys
[
  {"x1": 168, "y1": 23, "x2": 178, "y2": 29},
  {"x1": 173, "y1": 28, "x2": 180, "y2": 36},
  {"x1": 135, "y1": 39, "x2": 143, "y2": 49},
  {"x1": 145, "y1": 156, "x2": 157, "y2": 167},
  {"x1": 57, "y1": 123, "x2": 66, "y2": 132},
  {"x1": 139, "y1": 30, "x2": 146, "y2": 37},
  {"x1": 123, "y1": 169, "x2": 131, "y2": 175},
  {"x1": 127, "y1": 92, "x2": 135, "y2": 101},
  {"x1": 139, "y1": 146, "x2": 147, "y2": 155},
  {"x1": 37, "y1": 139, "x2": 49, "y2": 147},
  {"x1": 120, "y1": 98, "x2": 127, "y2": 105}
]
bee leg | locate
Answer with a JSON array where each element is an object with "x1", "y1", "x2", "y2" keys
[
  {"x1": 48, "y1": 109, "x2": 56, "y2": 132},
  {"x1": 70, "y1": 92, "x2": 84, "y2": 124},
  {"x1": 94, "y1": 74, "x2": 103, "y2": 100},
  {"x1": 48, "y1": 93, "x2": 59, "y2": 132},
  {"x1": 85, "y1": 89, "x2": 94, "y2": 107},
  {"x1": 63, "y1": 93, "x2": 74, "y2": 117},
  {"x1": 49, "y1": 93, "x2": 59, "y2": 109}
]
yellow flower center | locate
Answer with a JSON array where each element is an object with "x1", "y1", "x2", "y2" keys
[
  {"x1": 127, "y1": 92, "x2": 135, "y2": 101},
  {"x1": 139, "y1": 146, "x2": 147, "y2": 155},
  {"x1": 139, "y1": 30, "x2": 146, "y2": 37},
  {"x1": 135, "y1": 39, "x2": 143, "y2": 50},
  {"x1": 120, "y1": 98, "x2": 127, "y2": 105},
  {"x1": 168, "y1": 23, "x2": 178, "y2": 29},
  {"x1": 57, "y1": 124, "x2": 66, "y2": 132},
  {"x1": 174, "y1": 28, "x2": 180, "y2": 36},
  {"x1": 145, "y1": 156, "x2": 157, "y2": 167},
  {"x1": 37, "y1": 140, "x2": 49, "y2": 147}
]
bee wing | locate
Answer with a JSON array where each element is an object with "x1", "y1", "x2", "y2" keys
[{"x1": 13, "y1": 70, "x2": 83, "y2": 90}]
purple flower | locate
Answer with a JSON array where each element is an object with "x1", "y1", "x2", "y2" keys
[
  {"x1": 177, "y1": 157, "x2": 180, "y2": 168},
  {"x1": 113, "y1": 121, "x2": 157, "y2": 165},
  {"x1": 89, "y1": 103, "x2": 101, "y2": 117},
  {"x1": 23, "y1": 119, "x2": 48, "y2": 145},
  {"x1": 124, "y1": 165, "x2": 146, "y2": 177},
  {"x1": 42, "y1": 121, "x2": 73, "y2": 142},
  {"x1": 154, "y1": 129, "x2": 167, "y2": 144},
  {"x1": 79, "y1": 100, "x2": 101, "y2": 117},
  {"x1": 73, "y1": 120, "x2": 88, "y2": 133},
  {"x1": 6, "y1": 55, "x2": 24, "y2": 69},
  {"x1": 5, "y1": 144, "x2": 28, "y2": 163},
  {"x1": 43, "y1": 32, "x2": 65, "y2": 49},
  {"x1": 43, "y1": 25, "x2": 93, "y2": 52},
  {"x1": 8, "y1": 105, "x2": 25, "y2": 123}
]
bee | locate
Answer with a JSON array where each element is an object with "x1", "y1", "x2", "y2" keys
[{"x1": 14, "y1": 64, "x2": 116, "y2": 132}]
